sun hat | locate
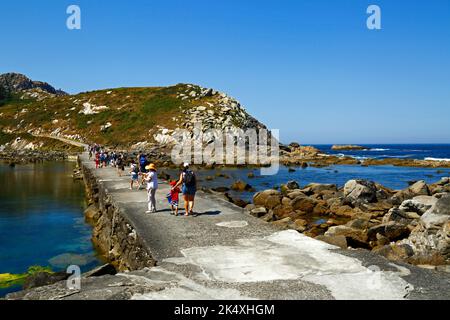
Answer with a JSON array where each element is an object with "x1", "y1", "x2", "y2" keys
[
  {"x1": 145, "y1": 163, "x2": 157, "y2": 171},
  {"x1": 183, "y1": 162, "x2": 190, "y2": 168}
]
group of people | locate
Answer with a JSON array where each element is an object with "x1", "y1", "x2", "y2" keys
[
  {"x1": 92, "y1": 148, "x2": 197, "y2": 217},
  {"x1": 89, "y1": 144, "x2": 126, "y2": 176}
]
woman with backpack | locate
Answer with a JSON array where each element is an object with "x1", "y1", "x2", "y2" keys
[{"x1": 173, "y1": 163, "x2": 197, "y2": 216}]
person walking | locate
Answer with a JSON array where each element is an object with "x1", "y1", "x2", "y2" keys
[
  {"x1": 95, "y1": 152, "x2": 100, "y2": 169},
  {"x1": 144, "y1": 163, "x2": 158, "y2": 213},
  {"x1": 138, "y1": 152, "x2": 148, "y2": 190},
  {"x1": 116, "y1": 154, "x2": 125, "y2": 177},
  {"x1": 173, "y1": 163, "x2": 197, "y2": 216},
  {"x1": 130, "y1": 161, "x2": 139, "y2": 190}
]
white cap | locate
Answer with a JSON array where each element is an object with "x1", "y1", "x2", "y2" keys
[{"x1": 183, "y1": 162, "x2": 190, "y2": 168}]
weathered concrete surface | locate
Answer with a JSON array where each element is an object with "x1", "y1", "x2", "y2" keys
[{"x1": 7, "y1": 153, "x2": 450, "y2": 300}]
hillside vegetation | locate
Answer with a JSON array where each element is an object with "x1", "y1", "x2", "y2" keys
[{"x1": 0, "y1": 74, "x2": 266, "y2": 150}]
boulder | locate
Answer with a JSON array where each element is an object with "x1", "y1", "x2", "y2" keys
[
  {"x1": 329, "y1": 203, "x2": 356, "y2": 218},
  {"x1": 399, "y1": 196, "x2": 438, "y2": 216},
  {"x1": 253, "y1": 189, "x2": 280, "y2": 206},
  {"x1": 211, "y1": 187, "x2": 230, "y2": 193},
  {"x1": 272, "y1": 217, "x2": 293, "y2": 229},
  {"x1": 367, "y1": 222, "x2": 410, "y2": 241},
  {"x1": 346, "y1": 219, "x2": 371, "y2": 230},
  {"x1": 382, "y1": 207, "x2": 417, "y2": 225},
  {"x1": 343, "y1": 180, "x2": 377, "y2": 203},
  {"x1": 315, "y1": 235, "x2": 348, "y2": 249},
  {"x1": 392, "y1": 181, "x2": 431, "y2": 204},
  {"x1": 230, "y1": 180, "x2": 254, "y2": 192},
  {"x1": 409, "y1": 180, "x2": 430, "y2": 196},
  {"x1": 272, "y1": 205, "x2": 294, "y2": 220},
  {"x1": 302, "y1": 183, "x2": 338, "y2": 195},
  {"x1": 373, "y1": 244, "x2": 414, "y2": 262},
  {"x1": 290, "y1": 196, "x2": 317, "y2": 213},
  {"x1": 313, "y1": 202, "x2": 328, "y2": 215},
  {"x1": 286, "y1": 180, "x2": 300, "y2": 190},
  {"x1": 281, "y1": 197, "x2": 291, "y2": 206},
  {"x1": 286, "y1": 190, "x2": 307, "y2": 200},
  {"x1": 421, "y1": 194, "x2": 450, "y2": 228},
  {"x1": 325, "y1": 225, "x2": 368, "y2": 246},
  {"x1": 250, "y1": 207, "x2": 267, "y2": 218},
  {"x1": 265, "y1": 195, "x2": 283, "y2": 210},
  {"x1": 435, "y1": 177, "x2": 450, "y2": 186}
]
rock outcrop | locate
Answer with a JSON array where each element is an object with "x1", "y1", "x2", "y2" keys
[
  {"x1": 331, "y1": 145, "x2": 366, "y2": 151},
  {"x1": 0, "y1": 73, "x2": 66, "y2": 98}
]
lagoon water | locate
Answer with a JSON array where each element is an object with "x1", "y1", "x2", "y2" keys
[{"x1": 0, "y1": 162, "x2": 102, "y2": 297}]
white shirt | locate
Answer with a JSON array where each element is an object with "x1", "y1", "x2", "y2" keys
[{"x1": 145, "y1": 171, "x2": 158, "y2": 190}]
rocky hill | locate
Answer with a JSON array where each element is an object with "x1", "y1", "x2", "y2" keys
[
  {"x1": 0, "y1": 73, "x2": 267, "y2": 151},
  {"x1": 0, "y1": 73, "x2": 67, "y2": 100}
]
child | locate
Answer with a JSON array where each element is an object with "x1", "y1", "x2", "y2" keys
[{"x1": 167, "y1": 180, "x2": 180, "y2": 216}]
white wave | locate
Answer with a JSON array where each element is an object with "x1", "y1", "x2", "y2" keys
[
  {"x1": 424, "y1": 157, "x2": 450, "y2": 162},
  {"x1": 347, "y1": 155, "x2": 368, "y2": 160},
  {"x1": 369, "y1": 148, "x2": 390, "y2": 151},
  {"x1": 376, "y1": 155, "x2": 414, "y2": 159}
]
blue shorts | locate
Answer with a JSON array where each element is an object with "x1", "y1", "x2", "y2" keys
[
  {"x1": 182, "y1": 184, "x2": 196, "y2": 196},
  {"x1": 132, "y1": 174, "x2": 139, "y2": 181}
]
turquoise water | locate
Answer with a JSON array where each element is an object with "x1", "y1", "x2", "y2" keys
[{"x1": 0, "y1": 162, "x2": 102, "y2": 297}]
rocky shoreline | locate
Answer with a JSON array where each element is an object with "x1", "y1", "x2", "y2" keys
[
  {"x1": 241, "y1": 177, "x2": 450, "y2": 269},
  {"x1": 0, "y1": 149, "x2": 70, "y2": 165}
]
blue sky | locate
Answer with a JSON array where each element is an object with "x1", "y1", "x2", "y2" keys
[{"x1": 1, "y1": 0, "x2": 449, "y2": 144}]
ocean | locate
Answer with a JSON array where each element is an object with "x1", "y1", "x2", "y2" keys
[{"x1": 313, "y1": 144, "x2": 450, "y2": 161}]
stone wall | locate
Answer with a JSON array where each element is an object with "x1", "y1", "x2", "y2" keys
[{"x1": 79, "y1": 158, "x2": 155, "y2": 271}]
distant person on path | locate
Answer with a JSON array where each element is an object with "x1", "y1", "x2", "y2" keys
[
  {"x1": 130, "y1": 161, "x2": 139, "y2": 190},
  {"x1": 138, "y1": 152, "x2": 148, "y2": 189},
  {"x1": 144, "y1": 164, "x2": 158, "y2": 213},
  {"x1": 116, "y1": 154, "x2": 125, "y2": 177},
  {"x1": 167, "y1": 180, "x2": 180, "y2": 216},
  {"x1": 95, "y1": 152, "x2": 100, "y2": 169},
  {"x1": 173, "y1": 163, "x2": 197, "y2": 216}
]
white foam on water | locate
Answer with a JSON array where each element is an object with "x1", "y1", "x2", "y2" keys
[{"x1": 425, "y1": 157, "x2": 450, "y2": 162}]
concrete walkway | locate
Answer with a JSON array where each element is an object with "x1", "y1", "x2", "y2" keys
[{"x1": 77, "y1": 153, "x2": 450, "y2": 300}]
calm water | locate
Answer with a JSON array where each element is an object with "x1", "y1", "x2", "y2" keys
[{"x1": 0, "y1": 162, "x2": 102, "y2": 297}]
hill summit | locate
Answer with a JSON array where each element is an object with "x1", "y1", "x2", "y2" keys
[{"x1": 0, "y1": 73, "x2": 67, "y2": 99}]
